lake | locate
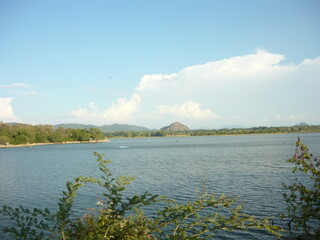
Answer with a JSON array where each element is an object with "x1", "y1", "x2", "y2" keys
[{"x1": 0, "y1": 133, "x2": 319, "y2": 239}]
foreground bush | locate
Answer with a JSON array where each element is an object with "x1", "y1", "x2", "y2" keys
[
  {"x1": 282, "y1": 138, "x2": 320, "y2": 239},
  {"x1": 1, "y1": 153, "x2": 281, "y2": 239}
]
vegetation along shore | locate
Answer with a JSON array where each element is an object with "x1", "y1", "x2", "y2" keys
[
  {"x1": 0, "y1": 122, "x2": 108, "y2": 148},
  {"x1": 1, "y1": 122, "x2": 320, "y2": 148},
  {"x1": 0, "y1": 139, "x2": 111, "y2": 148}
]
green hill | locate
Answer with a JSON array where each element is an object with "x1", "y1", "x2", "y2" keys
[
  {"x1": 55, "y1": 123, "x2": 96, "y2": 129},
  {"x1": 55, "y1": 123, "x2": 150, "y2": 132},
  {"x1": 294, "y1": 122, "x2": 309, "y2": 127},
  {"x1": 99, "y1": 124, "x2": 150, "y2": 132}
]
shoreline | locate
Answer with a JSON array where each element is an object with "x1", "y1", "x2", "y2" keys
[
  {"x1": 108, "y1": 131, "x2": 320, "y2": 139},
  {"x1": 0, "y1": 139, "x2": 111, "y2": 149},
  {"x1": 1, "y1": 131, "x2": 319, "y2": 148}
]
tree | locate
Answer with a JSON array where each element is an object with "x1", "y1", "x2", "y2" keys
[
  {"x1": 0, "y1": 135, "x2": 10, "y2": 145},
  {"x1": 88, "y1": 128, "x2": 105, "y2": 141},
  {"x1": 282, "y1": 137, "x2": 320, "y2": 239}
]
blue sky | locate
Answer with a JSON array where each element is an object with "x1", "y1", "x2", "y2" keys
[{"x1": 1, "y1": 0, "x2": 319, "y2": 129}]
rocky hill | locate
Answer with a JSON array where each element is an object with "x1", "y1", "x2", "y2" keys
[{"x1": 161, "y1": 122, "x2": 190, "y2": 131}]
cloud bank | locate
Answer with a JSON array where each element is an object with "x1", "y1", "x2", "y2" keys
[
  {"x1": 69, "y1": 50, "x2": 320, "y2": 128},
  {"x1": 157, "y1": 101, "x2": 220, "y2": 119},
  {"x1": 70, "y1": 94, "x2": 141, "y2": 124},
  {"x1": 0, "y1": 98, "x2": 20, "y2": 122}
]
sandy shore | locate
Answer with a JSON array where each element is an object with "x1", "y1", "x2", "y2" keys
[{"x1": 0, "y1": 139, "x2": 111, "y2": 148}]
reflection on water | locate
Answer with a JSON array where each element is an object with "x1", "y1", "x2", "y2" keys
[{"x1": 0, "y1": 133, "x2": 319, "y2": 239}]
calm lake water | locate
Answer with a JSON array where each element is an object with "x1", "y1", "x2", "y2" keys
[{"x1": 0, "y1": 133, "x2": 319, "y2": 239}]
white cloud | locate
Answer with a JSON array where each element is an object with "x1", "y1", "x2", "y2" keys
[
  {"x1": 136, "y1": 50, "x2": 286, "y2": 93},
  {"x1": 134, "y1": 50, "x2": 320, "y2": 128},
  {"x1": 100, "y1": 94, "x2": 141, "y2": 122},
  {"x1": 0, "y1": 83, "x2": 29, "y2": 88},
  {"x1": 70, "y1": 108, "x2": 88, "y2": 118},
  {"x1": 88, "y1": 102, "x2": 99, "y2": 110},
  {"x1": 70, "y1": 94, "x2": 141, "y2": 124},
  {"x1": 136, "y1": 73, "x2": 178, "y2": 91},
  {"x1": 0, "y1": 83, "x2": 39, "y2": 96},
  {"x1": 157, "y1": 101, "x2": 220, "y2": 119},
  {"x1": 21, "y1": 90, "x2": 39, "y2": 96},
  {"x1": 0, "y1": 98, "x2": 20, "y2": 122},
  {"x1": 180, "y1": 49, "x2": 285, "y2": 80},
  {"x1": 8, "y1": 90, "x2": 40, "y2": 96}
]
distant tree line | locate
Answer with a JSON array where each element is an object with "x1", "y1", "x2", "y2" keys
[
  {"x1": 0, "y1": 123, "x2": 105, "y2": 145},
  {"x1": 104, "y1": 125, "x2": 320, "y2": 138},
  {"x1": 1, "y1": 123, "x2": 320, "y2": 145}
]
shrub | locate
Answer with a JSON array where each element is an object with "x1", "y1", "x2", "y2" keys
[{"x1": 282, "y1": 138, "x2": 320, "y2": 239}]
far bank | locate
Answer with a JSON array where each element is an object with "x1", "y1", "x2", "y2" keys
[{"x1": 0, "y1": 139, "x2": 110, "y2": 149}]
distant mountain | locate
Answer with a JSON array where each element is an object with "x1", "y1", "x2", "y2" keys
[
  {"x1": 219, "y1": 125, "x2": 245, "y2": 129},
  {"x1": 5, "y1": 122, "x2": 32, "y2": 126},
  {"x1": 55, "y1": 123, "x2": 96, "y2": 129},
  {"x1": 55, "y1": 123, "x2": 150, "y2": 132},
  {"x1": 100, "y1": 124, "x2": 150, "y2": 132},
  {"x1": 294, "y1": 122, "x2": 309, "y2": 126},
  {"x1": 161, "y1": 122, "x2": 190, "y2": 131}
]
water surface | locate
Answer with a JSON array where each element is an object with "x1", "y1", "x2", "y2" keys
[{"x1": 0, "y1": 133, "x2": 319, "y2": 239}]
